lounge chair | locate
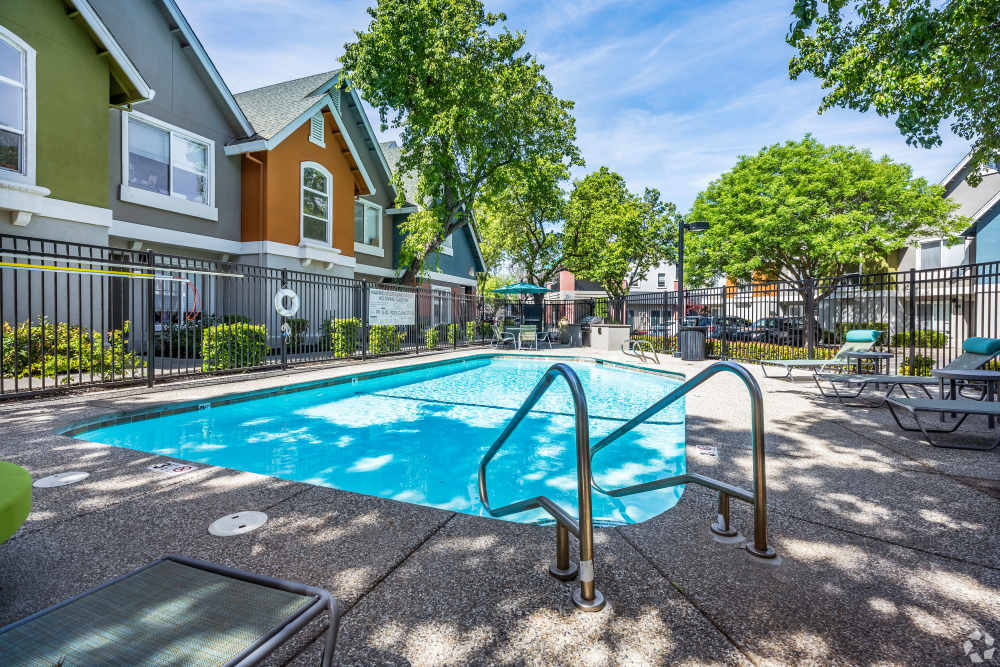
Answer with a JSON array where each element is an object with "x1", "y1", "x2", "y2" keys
[
  {"x1": 492, "y1": 324, "x2": 516, "y2": 348},
  {"x1": 759, "y1": 329, "x2": 882, "y2": 379},
  {"x1": 0, "y1": 554, "x2": 340, "y2": 665},
  {"x1": 519, "y1": 325, "x2": 539, "y2": 350},
  {"x1": 885, "y1": 397, "x2": 1000, "y2": 450},
  {"x1": 815, "y1": 337, "x2": 1000, "y2": 406},
  {"x1": 0, "y1": 461, "x2": 30, "y2": 544}
]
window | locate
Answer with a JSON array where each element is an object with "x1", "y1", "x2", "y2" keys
[
  {"x1": 920, "y1": 240, "x2": 942, "y2": 270},
  {"x1": 431, "y1": 286, "x2": 451, "y2": 325},
  {"x1": 656, "y1": 273, "x2": 665, "y2": 288},
  {"x1": 441, "y1": 232, "x2": 454, "y2": 255},
  {"x1": 309, "y1": 113, "x2": 325, "y2": 147},
  {"x1": 122, "y1": 112, "x2": 215, "y2": 217},
  {"x1": 354, "y1": 199, "x2": 382, "y2": 251},
  {"x1": 0, "y1": 26, "x2": 34, "y2": 182},
  {"x1": 301, "y1": 162, "x2": 331, "y2": 244}
]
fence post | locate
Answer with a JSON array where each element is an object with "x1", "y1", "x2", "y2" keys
[
  {"x1": 361, "y1": 281, "x2": 369, "y2": 360},
  {"x1": 280, "y1": 269, "x2": 288, "y2": 369},
  {"x1": 145, "y1": 250, "x2": 155, "y2": 388},
  {"x1": 804, "y1": 277, "x2": 815, "y2": 359},
  {"x1": 720, "y1": 285, "x2": 728, "y2": 360},
  {"x1": 908, "y1": 268, "x2": 916, "y2": 372}
]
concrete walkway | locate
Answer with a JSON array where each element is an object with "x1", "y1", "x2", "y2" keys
[{"x1": 0, "y1": 349, "x2": 997, "y2": 665}]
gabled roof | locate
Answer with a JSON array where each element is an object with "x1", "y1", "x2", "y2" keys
[
  {"x1": 154, "y1": 0, "x2": 254, "y2": 137},
  {"x1": 66, "y1": 0, "x2": 154, "y2": 105}
]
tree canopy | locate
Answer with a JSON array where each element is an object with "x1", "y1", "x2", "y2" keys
[
  {"x1": 563, "y1": 168, "x2": 679, "y2": 300},
  {"x1": 787, "y1": 0, "x2": 1000, "y2": 184},
  {"x1": 685, "y1": 136, "x2": 968, "y2": 296},
  {"x1": 475, "y1": 158, "x2": 569, "y2": 292},
  {"x1": 340, "y1": 0, "x2": 581, "y2": 283}
]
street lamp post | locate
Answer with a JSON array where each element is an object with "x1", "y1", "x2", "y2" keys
[{"x1": 675, "y1": 220, "x2": 709, "y2": 356}]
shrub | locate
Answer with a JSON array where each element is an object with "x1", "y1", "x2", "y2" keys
[
  {"x1": 466, "y1": 321, "x2": 477, "y2": 342},
  {"x1": 708, "y1": 340, "x2": 838, "y2": 363},
  {"x1": 285, "y1": 317, "x2": 308, "y2": 348},
  {"x1": 447, "y1": 323, "x2": 461, "y2": 345},
  {"x1": 425, "y1": 327, "x2": 440, "y2": 348},
  {"x1": 154, "y1": 320, "x2": 205, "y2": 358},
  {"x1": 324, "y1": 318, "x2": 360, "y2": 358},
  {"x1": 892, "y1": 330, "x2": 947, "y2": 348},
  {"x1": 594, "y1": 300, "x2": 608, "y2": 320},
  {"x1": 900, "y1": 354, "x2": 935, "y2": 376},
  {"x1": 630, "y1": 335, "x2": 677, "y2": 353},
  {"x1": 2, "y1": 318, "x2": 143, "y2": 379},
  {"x1": 369, "y1": 324, "x2": 404, "y2": 355},
  {"x1": 201, "y1": 322, "x2": 267, "y2": 371}
]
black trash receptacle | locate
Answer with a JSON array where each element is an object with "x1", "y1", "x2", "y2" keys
[{"x1": 678, "y1": 327, "x2": 708, "y2": 361}]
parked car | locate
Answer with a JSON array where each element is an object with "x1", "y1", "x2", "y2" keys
[
  {"x1": 732, "y1": 317, "x2": 823, "y2": 345},
  {"x1": 678, "y1": 316, "x2": 751, "y2": 339}
]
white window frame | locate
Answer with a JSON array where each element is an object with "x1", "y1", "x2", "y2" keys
[
  {"x1": 353, "y1": 198, "x2": 384, "y2": 257},
  {"x1": 440, "y1": 231, "x2": 454, "y2": 256},
  {"x1": 431, "y1": 285, "x2": 452, "y2": 325},
  {"x1": 916, "y1": 238, "x2": 943, "y2": 270},
  {"x1": 120, "y1": 110, "x2": 217, "y2": 221},
  {"x1": 0, "y1": 25, "x2": 36, "y2": 186},
  {"x1": 308, "y1": 112, "x2": 325, "y2": 148},
  {"x1": 656, "y1": 273, "x2": 665, "y2": 288},
  {"x1": 300, "y1": 160, "x2": 332, "y2": 247}
]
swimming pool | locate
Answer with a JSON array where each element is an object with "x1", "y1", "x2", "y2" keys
[{"x1": 72, "y1": 356, "x2": 687, "y2": 525}]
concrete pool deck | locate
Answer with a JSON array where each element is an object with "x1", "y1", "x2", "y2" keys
[{"x1": 1, "y1": 347, "x2": 998, "y2": 664}]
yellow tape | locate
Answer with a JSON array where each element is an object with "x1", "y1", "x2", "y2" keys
[{"x1": 0, "y1": 261, "x2": 156, "y2": 279}]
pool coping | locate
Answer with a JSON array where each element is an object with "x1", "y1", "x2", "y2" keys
[{"x1": 58, "y1": 353, "x2": 686, "y2": 436}]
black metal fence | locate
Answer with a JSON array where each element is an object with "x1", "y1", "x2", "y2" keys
[
  {"x1": 579, "y1": 261, "x2": 1000, "y2": 374},
  {"x1": 0, "y1": 234, "x2": 488, "y2": 398}
]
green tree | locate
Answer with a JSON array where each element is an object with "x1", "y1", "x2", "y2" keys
[
  {"x1": 788, "y1": 0, "x2": 1000, "y2": 183},
  {"x1": 341, "y1": 0, "x2": 581, "y2": 283},
  {"x1": 686, "y1": 136, "x2": 968, "y2": 346},
  {"x1": 476, "y1": 158, "x2": 569, "y2": 301},
  {"x1": 563, "y1": 168, "x2": 679, "y2": 302}
]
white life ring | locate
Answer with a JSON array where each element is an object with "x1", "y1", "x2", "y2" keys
[{"x1": 273, "y1": 288, "x2": 300, "y2": 317}]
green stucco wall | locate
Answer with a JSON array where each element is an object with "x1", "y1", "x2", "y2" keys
[{"x1": 0, "y1": 0, "x2": 111, "y2": 207}]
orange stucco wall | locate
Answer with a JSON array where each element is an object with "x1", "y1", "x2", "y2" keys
[{"x1": 243, "y1": 109, "x2": 368, "y2": 255}]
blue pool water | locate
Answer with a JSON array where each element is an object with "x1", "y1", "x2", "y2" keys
[{"x1": 75, "y1": 356, "x2": 687, "y2": 524}]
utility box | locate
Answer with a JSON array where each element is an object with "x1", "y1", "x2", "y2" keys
[
  {"x1": 589, "y1": 324, "x2": 631, "y2": 352},
  {"x1": 678, "y1": 326, "x2": 708, "y2": 360}
]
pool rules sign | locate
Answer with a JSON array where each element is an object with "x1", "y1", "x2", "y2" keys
[{"x1": 368, "y1": 288, "x2": 415, "y2": 326}]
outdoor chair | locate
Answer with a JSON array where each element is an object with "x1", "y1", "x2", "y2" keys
[
  {"x1": 884, "y1": 397, "x2": 1000, "y2": 450},
  {"x1": 814, "y1": 337, "x2": 1000, "y2": 406},
  {"x1": 519, "y1": 325, "x2": 539, "y2": 350},
  {"x1": 0, "y1": 461, "x2": 31, "y2": 545},
  {"x1": 759, "y1": 329, "x2": 882, "y2": 379},
  {"x1": 0, "y1": 555, "x2": 340, "y2": 666},
  {"x1": 492, "y1": 324, "x2": 516, "y2": 348}
]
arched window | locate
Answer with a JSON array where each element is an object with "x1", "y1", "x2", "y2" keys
[
  {"x1": 0, "y1": 25, "x2": 35, "y2": 183},
  {"x1": 301, "y1": 161, "x2": 331, "y2": 244}
]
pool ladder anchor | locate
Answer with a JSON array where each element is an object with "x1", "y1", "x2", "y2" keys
[{"x1": 479, "y1": 361, "x2": 776, "y2": 612}]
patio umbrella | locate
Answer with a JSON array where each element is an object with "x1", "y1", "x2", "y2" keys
[{"x1": 491, "y1": 282, "x2": 552, "y2": 295}]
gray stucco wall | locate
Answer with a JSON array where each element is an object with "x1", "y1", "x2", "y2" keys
[{"x1": 90, "y1": 0, "x2": 244, "y2": 242}]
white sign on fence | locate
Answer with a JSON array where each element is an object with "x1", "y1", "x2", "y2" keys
[{"x1": 368, "y1": 288, "x2": 415, "y2": 326}]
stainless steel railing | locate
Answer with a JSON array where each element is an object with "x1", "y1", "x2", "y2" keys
[
  {"x1": 621, "y1": 338, "x2": 660, "y2": 364},
  {"x1": 590, "y1": 361, "x2": 776, "y2": 559},
  {"x1": 477, "y1": 363, "x2": 605, "y2": 612}
]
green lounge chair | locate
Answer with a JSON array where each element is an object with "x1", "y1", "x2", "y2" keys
[
  {"x1": 519, "y1": 325, "x2": 539, "y2": 350},
  {"x1": 815, "y1": 337, "x2": 1000, "y2": 406},
  {"x1": 759, "y1": 329, "x2": 882, "y2": 379},
  {"x1": 0, "y1": 461, "x2": 31, "y2": 545},
  {"x1": 885, "y1": 397, "x2": 1000, "y2": 450},
  {"x1": 0, "y1": 555, "x2": 340, "y2": 666}
]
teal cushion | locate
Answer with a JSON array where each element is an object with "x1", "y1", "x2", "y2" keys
[
  {"x1": 845, "y1": 329, "x2": 881, "y2": 343},
  {"x1": 962, "y1": 337, "x2": 1000, "y2": 356}
]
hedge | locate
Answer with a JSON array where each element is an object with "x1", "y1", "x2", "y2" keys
[
  {"x1": 369, "y1": 325, "x2": 404, "y2": 355},
  {"x1": 153, "y1": 314, "x2": 249, "y2": 358},
  {"x1": 325, "y1": 318, "x2": 359, "y2": 358},
  {"x1": 466, "y1": 321, "x2": 477, "y2": 343},
  {"x1": 447, "y1": 323, "x2": 460, "y2": 345},
  {"x1": 201, "y1": 322, "x2": 267, "y2": 371},
  {"x1": 425, "y1": 327, "x2": 440, "y2": 349},
  {"x1": 2, "y1": 318, "x2": 143, "y2": 379},
  {"x1": 285, "y1": 317, "x2": 308, "y2": 348},
  {"x1": 891, "y1": 330, "x2": 947, "y2": 348},
  {"x1": 709, "y1": 339, "x2": 838, "y2": 362},
  {"x1": 900, "y1": 354, "x2": 935, "y2": 376}
]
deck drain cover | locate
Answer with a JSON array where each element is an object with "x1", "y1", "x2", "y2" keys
[
  {"x1": 209, "y1": 511, "x2": 268, "y2": 537},
  {"x1": 34, "y1": 471, "x2": 90, "y2": 488}
]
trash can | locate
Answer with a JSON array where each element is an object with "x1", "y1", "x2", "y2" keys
[{"x1": 678, "y1": 326, "x2": 708, "y2": 361}]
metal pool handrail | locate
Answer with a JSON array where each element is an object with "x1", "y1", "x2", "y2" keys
[
  {"x1": 590, "y1": 361, "x2": 776, "y2": 559},
  {"x1": 621, "y1": 338, "x2": 660, "y2": 364},
  {"x1": 477, "y1": 363, "x2": 605, "y2": 612}
]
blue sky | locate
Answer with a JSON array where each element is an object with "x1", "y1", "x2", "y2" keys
[{"x1": 176, "y1": 0, "x2": 969, "y2": 211}]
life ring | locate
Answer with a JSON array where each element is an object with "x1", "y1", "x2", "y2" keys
[{"x1": 273, "y1": 288, "x2": 300, "y2": 317}]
